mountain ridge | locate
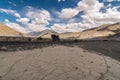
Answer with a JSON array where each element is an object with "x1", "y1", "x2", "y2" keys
[{"x1": 0, "y1": 23, "x2": 29, "y2": 37}]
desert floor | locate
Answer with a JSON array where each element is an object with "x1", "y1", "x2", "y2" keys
[{"x1": 0, "y1": 41, "x2": 120, "y2": 80}]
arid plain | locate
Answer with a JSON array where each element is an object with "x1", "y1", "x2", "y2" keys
[{"x1": 0, "y1": 41, "x2": 120, "y2": 80}]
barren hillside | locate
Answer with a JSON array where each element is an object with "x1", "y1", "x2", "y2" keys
[
  {"x1": 78, "y1": 23, "x2": 120, "y2": 39},
  {"x1": 40, "y1": 32, "x2": 81, "y2": 40},
  {"x1": 0, "y1": 23, "x2": 28, "y2": 37},
  {"x1": 34, "y1": 22, "x2": 120, "y2": 40},
  {"x1": 58, "y1": 23, "x2": 120, "y2": 40}
]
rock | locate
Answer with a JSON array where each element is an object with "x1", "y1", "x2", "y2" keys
[
  {"x1": 73, "y1": 66, "x2": 78, "y2": 70},
  {"x1": 0, "y1": 76, "x2": 2, "y2": 78},
  {"x1": 24, "y1": 69, "x2": 28, "y2": 72},
  {"x1": 90, "y1": 61, "x2": 94, "y2": 63},
  {"x1": 0, "y1": 76, "x2": 2, "y2": 80},
  {"x1": 0, "y1": 46, "x2": 7, "y2": 51},
  {"x1": 17, "y1": 47, "x2": 23, "y2": 51}
]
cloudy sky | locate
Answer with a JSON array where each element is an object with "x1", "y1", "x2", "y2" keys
[{"x1": 0, "y1": 0, "x2": 120, "y2": 33}]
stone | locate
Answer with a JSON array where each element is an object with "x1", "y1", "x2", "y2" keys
[{"x1": 0, "y1": 46, "x2": 7, "y2": 51}]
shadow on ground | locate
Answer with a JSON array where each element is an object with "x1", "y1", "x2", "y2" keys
[
  {"x1": 0, "y1": 41, "x2": 120, "y2": 61},
  {"x1": 62, "y1": 41, "x2": 120, "y2": 61}
]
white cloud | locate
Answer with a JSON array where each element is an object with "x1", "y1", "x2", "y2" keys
[
  {"x1": 4, "y1": 19, "x2": 28, "y2": 33},
  {"x1": 104, "y1": 0, "x2": 120, "y2": 2},
  {"x1": 5, "y1": 18, "x2": 48, "y2": 33},
  {"x1": 15, "y1": 6, "x2": 52, "y2": 32},
  {"x1": 104, "y1": 0, "x2": 114, "y2": 2},
  {"x1": 31, "y1": 18, "x2": 49, "y2": 25},
  {"x1": 51, "y1": 23, "x2": 89, "y2": 33},
  {"x1": 25, "y1": 6, "x2": 51, "y2": 21},
  {"x1": 57, "y1": 8, "x2": 79, "y2": 19},
  {"x1": 77, "y1": 0, "x2": 120, "y2": 25},
  {"x1": 25, "y1": 6, "x2": 51, "y2": 27},
  {"x1": 56, "y1": 0, "x2": 103, "y2": 19},
  {"x1": 16, "y1": 18, "x2": 30, "y2": 23},
  {"x1": 52, "y1": 0, "x2": 120, "y2": 33},
  {"x1": 58, "y1": 0, "x2": 65, "y2": 2},
  {"x1": 14, "y1": 13, "x2": 21, "y2": 18},
  {"x1": 107, "y1": 3, "x2": 112, "y2": 8},
  {"x1": 3, "y1": 6, "x2": 52, "y2": 33},
  {"x1": 52, "y1": 0, "x2": 104, "y2": 32},
  {"x1": 26, "y1": 23, "x2": 47, "y2": 32},
  {"x1": 0, "y1": 8, "x2": 21, "y2": 18},
  {"x1": 76, "y1": 0, "x2": 104, "y2": 13},
  {"x1": 81, "y1": 5, "x2": 120, "y2": 26},
  {"x1": 4, "y1": 19, "x2": 9, "y2": 23}
]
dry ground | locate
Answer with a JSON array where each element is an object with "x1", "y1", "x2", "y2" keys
[{"x1": 0, "y1": 42, "x2": 120, "y2": 80}]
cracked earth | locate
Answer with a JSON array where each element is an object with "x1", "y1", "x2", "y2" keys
[{"x1": 0, "y1": 45, "x2": 120, "y2": 80}]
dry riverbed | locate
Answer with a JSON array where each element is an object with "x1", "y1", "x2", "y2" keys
[{"x1": 0, "y1": 44, "x2": 120, "y2": 80}]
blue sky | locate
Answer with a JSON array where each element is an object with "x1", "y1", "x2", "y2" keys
[{"x1": 0, "y1": 0, "x2": 120, "y2": 33}]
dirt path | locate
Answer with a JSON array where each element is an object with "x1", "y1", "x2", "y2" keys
[{"x1": 0, "y1": 45, "x2": 120, "y2": 80}]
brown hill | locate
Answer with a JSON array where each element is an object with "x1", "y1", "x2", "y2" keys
[
  {"x1": 36, "y1": 22, "x2": 120, "y2": 40},
  {"x1": 57, "y1": 23, "x2": 120, "y2": 40},
  {"x1": 0, "y1": 23, "x2": 28, "y2": 37},
  {"x1": 78, "y1": 23, "x2": 120, "y2": 39},
  {"x1": 59, "y1": 32, "x2": 81, "y2": 40},
  {"x1": 39, "y1": 31, "x2": 81, "y2": 40}
]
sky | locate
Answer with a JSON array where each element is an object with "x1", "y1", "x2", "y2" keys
[{"x1": 0, "y1": 0, "x2": 120, "y2": 33}]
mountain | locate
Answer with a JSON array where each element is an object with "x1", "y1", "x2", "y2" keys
[
  {"x1": 32, "y1": 22, "x2": 120, "y2": 40},
  {"x1": 107, "y1": 33, "x2": 120, "y2": 40},
  {"x1": 35, "y1": 30, "x2": 81, "y2": 39},
  {"x1": 0, "y1": 23, "x2": 28, "y2": 37},
  {"x1": 77, "y1": 22, "x2": 120, "y2": 39},
  {"x1": 54, "y1": 22, "x2": 120, "y2": 40},
  {"x1": 31, "y1": 29, "x2": 58, "y2": 39},
  {"x1": 59, "y1": 32, "x2": 81, "y2": 39},
  {"x1": 30, "y1": 29, "x2": 57, "y2": 37}
]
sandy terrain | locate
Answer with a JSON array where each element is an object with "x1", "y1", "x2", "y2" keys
[{"x1": 0, "y1": 43, "x2": 120, "y2": 80}]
